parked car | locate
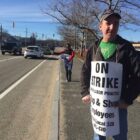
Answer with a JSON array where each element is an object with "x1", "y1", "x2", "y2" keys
[
  {"x1": 24, "y1": 46, "x2": 44, "y2": 58},
  {"x1": 1, "y1": 42, "x2": 22, "y2": 55},
  {"x1": 43, "y1": 47, "x2": 54, "y2": 55}
]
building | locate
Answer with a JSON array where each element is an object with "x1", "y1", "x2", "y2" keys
[{"x1": 133, "y1": 43, "x2": 140, "y2": 51}]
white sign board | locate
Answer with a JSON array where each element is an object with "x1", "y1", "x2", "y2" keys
[{"x1": 90, "y1": 61, "x2": 122, "y2": 136}]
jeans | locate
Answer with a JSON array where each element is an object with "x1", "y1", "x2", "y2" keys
[
  {"x1": 92, "y1": 109, "x2": 128, "y2": 140},
  {"x1": 65, "y1": 61, "x2": 73, "y2": 81},
  {"x1": 64, "y1": 60, "x2": 73, "y2": 71}
]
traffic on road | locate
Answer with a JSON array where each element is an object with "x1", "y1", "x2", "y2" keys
[{"x1": 0, "y1": 54, "x2": 59, "y2": 140}]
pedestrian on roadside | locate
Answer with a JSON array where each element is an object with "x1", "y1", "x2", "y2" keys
[
  {"x1": 80, "y1": 8, "x2": 140, "y2": 140},
  {"x1": 60, "y1": 43, "x2": 75, "y2": 82}
]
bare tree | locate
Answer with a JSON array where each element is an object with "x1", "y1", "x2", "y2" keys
[
  {"x1": 41, "y1": 0, "x2": 140, "y2": 51},
  {"x1": 58, "y1": 25, "x2": 76, "y2": 44},
  {"x1": 42, "y1": 0, "x2": 140, "y2": 34},
  {"x1": 41, "y1": 0, "x2": 100, "y2": 39}
]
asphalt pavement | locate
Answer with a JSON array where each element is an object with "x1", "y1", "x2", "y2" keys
[{"x1": 59, "y1": 57, "x2": 140, "y2": 140}]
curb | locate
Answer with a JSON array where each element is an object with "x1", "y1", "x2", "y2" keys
[{"x1": 48, "y1": 61, "x2": 60, "y2": 140}]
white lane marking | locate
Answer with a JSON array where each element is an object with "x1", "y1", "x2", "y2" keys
[
  {"x1": 0, "y1": 57, "x2": 22, "y2": 62},
  {"x1": 0, "y1": 60, "x2": 46, "y2": 100}
]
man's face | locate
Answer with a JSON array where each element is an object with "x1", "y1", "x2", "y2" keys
[{"x1": 99, "y1": 15, "x2": 120, "y2": 42}]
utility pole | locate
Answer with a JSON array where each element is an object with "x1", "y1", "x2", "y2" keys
[
  {"x1": 74, "y1": 26, "x2": 77, "y2": 50},
  {"x1": 53, "y1": 34, "x2": 56, "y2": 47},
  {"x1": 0, "y1": 24, "x2": 2, "y2": 48},
  {"x1": 25, "y1": 28, "x2": 28, "y2": 47},
  {"x1": 12, "y1": 21, "x2": 15, "y2": 28}
]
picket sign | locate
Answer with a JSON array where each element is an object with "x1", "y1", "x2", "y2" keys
[{"x1": 90, "y1": 61, "x2": 122, "y2": 136}]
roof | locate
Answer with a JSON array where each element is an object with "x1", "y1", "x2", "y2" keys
[{"x1": 133, "y1": 43, "x2": 140, "y2": 48}]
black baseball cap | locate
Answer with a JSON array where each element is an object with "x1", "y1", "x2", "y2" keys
[{"x1": 100, "y1": 9, "x2": 121, "y2": 22}]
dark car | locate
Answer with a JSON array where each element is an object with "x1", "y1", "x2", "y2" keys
[
  {"x1": 1, "y1": 42, "x2": 22, "y2": 55},
  {"x1": 43, "y1": 46, "x2": 54, "y2": 55}
]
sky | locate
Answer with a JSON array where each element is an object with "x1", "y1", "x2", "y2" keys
[
  {"x1": 0, "y1": 0, "x2": 61, "y2": 40},
  {"x1": 0, "y1": 0, "x2": 139, "y2": 42}
]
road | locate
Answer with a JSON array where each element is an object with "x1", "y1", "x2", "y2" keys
[{"x1": 0, "y1": 54, "x2": 59, "y2": 140}]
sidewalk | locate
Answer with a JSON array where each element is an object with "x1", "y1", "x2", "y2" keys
[{"x1": 59, "y1": 57, "x2": 140, "y2": 140}]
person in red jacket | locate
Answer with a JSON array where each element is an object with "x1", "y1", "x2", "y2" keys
[{"x1": 60, "y1": 43, "x2": 75, "y2": 82}]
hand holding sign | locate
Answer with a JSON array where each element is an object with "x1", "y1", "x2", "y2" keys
[{"x1": 82, "y1": 95, "x2": 91, "y2": 104}]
